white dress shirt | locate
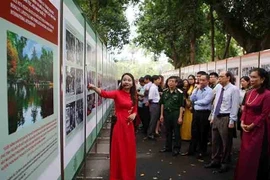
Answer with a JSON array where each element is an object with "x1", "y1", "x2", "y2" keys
[
  {"x1": 213, "y1": 83, "x2": 240, "y2": 124},
  {"x1": 143, "y1": 82, "x2": 152, "y2": 103},
  {"x1": 148, "y1": 83, "x2": 160, "y2": 103}
]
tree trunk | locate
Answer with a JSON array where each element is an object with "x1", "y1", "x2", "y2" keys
[
  {"x1": 190, "y1": 34, "x2": 196, "y2": 64},
  {"x1": 210, "y1": 5, "x2": 215, "y2": 61},
  {"x1": 223, "y1": 34, "x2": 231, "y2": 59},
  {"x1": 211, "y1": 1, "x2": 264, "y2": 53}
]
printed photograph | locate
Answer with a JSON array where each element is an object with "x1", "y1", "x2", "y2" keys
[
  {"x1": 76, "y1": 38, "x2": 83, "y2": 66},
  {"x1": 66, "y1": 101, "x2": 76, "y2": 135},
  {"x1": 87, "y1": 93, "x2": 96, "y2": 116},
  {"x1": 87, "y1": 70, "x2": 96, "y2": 85},
  {"x1": 261, "y1": 64, "x2": 270, "y2": 72},
  {"x1": 87, "y1": 44, "x2": 91, "y2": 65},
  {"x1": 228, "y1": 67, "x2": 239, "y2": 76},
  {"x1": 97, "y1": 74, "x2": 102, "y2": 106},
  {"x1": 76, "y1": 69, "x2": 83, "y2": 95},
  {"x1": 242, "y1": 66, "x2": 256, "y2": 77},
  {"x1": 7, "y1": 30, "x2": 54, "y2": 135},
  {"x1": 92, "y1": 50, "x2": 97, "y2": 69},
  {"x1": 66, "y1": 30, "x2": 75, "y2": 63},
  {"x1": 76, "y1": 99, "x2": 83, "y2": 125},
  {"x1": 66, "y1": 66, "x2": 75, "y2": 96},
  {"x1": 217, "y1": 69, "x2": 225, "y2": 74}
]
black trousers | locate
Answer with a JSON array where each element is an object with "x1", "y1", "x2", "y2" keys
[
  {"x1": 188, "y1": 110, "x2": 211, "y2": 154},
  {"x1": 139, "y1": 104, "x2": 150, "y2": 135},
  {"x1": 164, "y1": 110, "x2": 181, "y2": 151}
]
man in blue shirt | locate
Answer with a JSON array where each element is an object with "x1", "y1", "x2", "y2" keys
[{"x1": 182, "y1": 74, "x2": 214, "y2": 159}]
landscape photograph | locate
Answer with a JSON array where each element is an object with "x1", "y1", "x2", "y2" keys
[{"x1": 7, "y1": 30, "x2": 54, "y2": 135}]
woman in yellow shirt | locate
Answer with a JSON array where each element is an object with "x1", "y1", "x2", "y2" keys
[{"x1": 181, "y1": 75, "x2": 196, "y2": 140}]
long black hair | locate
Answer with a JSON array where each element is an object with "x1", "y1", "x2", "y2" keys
[
  {"x1": 250, "y1": 68, "x2": 270, "y2": 94},
  {"x1": 240, "y1": 76, "x2": 250, "y2": 90},
  {"x1": 188, "y1": 75, "x2": 196, "y2": 86},
  {"x1": 119, "y1": 73, "x2": 137, "y2": 105}
]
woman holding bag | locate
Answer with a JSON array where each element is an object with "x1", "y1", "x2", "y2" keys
[{"x1": 88, "y1": 73, "x2": 137, "y2": 180}]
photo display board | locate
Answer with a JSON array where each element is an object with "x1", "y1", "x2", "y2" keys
[
  {"x1": 227, "y1": 57, "x2": 241, "y2": 87},
  {"x1": 207, "y1": 61, "x2": 216, "y2": 74},
  {"x1": 0, "y1": 1, "x2": 60, "y2": 179},
  {"x1": 199, "y1": 63, "x2": 207, "y2": 73},
  {"x1": 63, "y1": 1, "x2": 86, "y2": 179},
  {"x1": 241, "y1": 52, "x2": 259, "y2": 77},
  {"x1": 188, "y1": 65, "x2": 194, "y2": 77},
  {"x1": 260, "y1": 50, "x2": 270, "y2": 72}
]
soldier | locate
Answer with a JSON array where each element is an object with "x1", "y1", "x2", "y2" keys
[{"x1": 159, "y1": 76, "x2": 184, "y2": 156}]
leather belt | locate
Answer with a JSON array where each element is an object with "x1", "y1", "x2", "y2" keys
[
  {"x1": 217, "y1": 113, "x2": 230, "y2": 117},
  {"x1": 194, "y1": 110, "x2": 211, "y2": 113}
]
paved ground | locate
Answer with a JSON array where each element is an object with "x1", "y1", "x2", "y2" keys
[{"x1": 77, "y1": 118, "x2": 240, "y2": 180}]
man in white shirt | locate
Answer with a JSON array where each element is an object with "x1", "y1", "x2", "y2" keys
[
  {"x1": 141, "y1": 75, "x2": 152, "y2": 135},
  {"x1": 205, "y1": 71, "x2": 239, "y2": 173},
  {"x1": 146, "y1": 75, "x2": 161, "y2": 139}
]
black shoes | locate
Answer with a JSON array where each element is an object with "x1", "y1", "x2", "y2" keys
[
  {"x1": 159, "y1": 148, "x2": 172, "y2": 153},
  {"x1": 205, "y1": 162, "x2": 229, "y2": 173},
  {"x1": 181, "y1": 152, "x2": 194, "y2": 156},
  {"x1": 159, "y1": 148, "x2": 180, "y2": 156},
  {"x1": 143, "y1": 135, "x2": 155, "y2": 140},
  {"x1": 196, "y1": 153, "x2": 203, "y2": 159},
  {"x1": 172, "y1": 150, "x2": 179, "y2": 156},
  {"x1": 204, "y1": 162, "x2": 221, "y2": 169},
  {"x1": 218, "y1": 164, "x2": 229, "y2": 173}
]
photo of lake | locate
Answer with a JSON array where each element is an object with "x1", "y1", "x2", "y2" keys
[{"x1": 7, "y1": 30, "x2": 54, "y2": 135}]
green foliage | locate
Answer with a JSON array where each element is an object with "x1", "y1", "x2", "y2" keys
[
  {"x1": 205, "y1": 0, "x2": 270, "y2": 52},
  {"x1": 135, "y1": 0, "x2": 244, "y2": 68},
  {"x1": 7, "y1": 31, "x2": 53, "y2": 84},
  {"x1": 76, "y1": 0, "x2": 132, "y2": 50},
  {"x1": 135, "y1": 0, "x2": 208, "y2": 68}
]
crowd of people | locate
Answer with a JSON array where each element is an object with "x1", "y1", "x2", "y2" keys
[
  {"x1": 136, "y1": 68, "x2": 270, "y2": 180},
  {"x1": 88, "y1": 68, "x2": 270, "y2": 180}
]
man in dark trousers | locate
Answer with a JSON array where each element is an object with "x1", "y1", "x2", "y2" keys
[
  {"x1": 205, "y1": 71, "x2": 239, "y2": 173},
  {"x1": 146, "y1": 75, "x2": 161, "y2": 140},
  {"x1": 159, "y1": 76, "x2": 184, "y2": 156},
  {"x1": 141, "y1": 75, "x2": 152, "y2": 136},
  {"x1": 182, "y1": 74, "x2": 214, "y2": 159}
]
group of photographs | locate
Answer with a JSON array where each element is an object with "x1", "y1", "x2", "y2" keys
[
  {"x1": 65, "y1": 99, "x2": 83, "y2": 135},
  {"x1": 66, "y1": 67, "x2": 84, "y2": 96},
  {"x1": 65, "y1": 29, "x2": 117, "y2": 135},
  {"x1": 65, "y1": 29, "x2": 85, "y2": 136}
]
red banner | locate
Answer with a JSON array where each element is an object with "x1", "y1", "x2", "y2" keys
[{"x1": 0, "y1": 0, "x2": 58, "y2": 45}]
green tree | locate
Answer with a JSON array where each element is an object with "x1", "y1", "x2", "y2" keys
[
  {"x1": 77, "y1": 0, "x2": 135, "y2": 50},
  {"x1": 205, "y1": 0, "x2": 270, "y2": 53},
  {"x1": 135, "y1": 0, "x2": 244, "y2": 68},
  {"x1": 135, "y1": 0, "x2": 208, "y2": 68}
]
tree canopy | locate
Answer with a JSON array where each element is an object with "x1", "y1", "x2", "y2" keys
[
  {"x1": 77, "y1": 0, "x2": 133, "y2": 50},
  {"x1": 135, "y1": 0, "x2": 270, "y2": 68},
  {"x1": 206, "y1": 0, "x2": 270, "y2": 53}
]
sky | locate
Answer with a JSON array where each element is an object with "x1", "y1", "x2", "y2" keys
[
  {"x1": 22, "y1": 37, "x2": 52, "y2": 59},
  {"x1": 111, "y1": 4, "x2": 171, "y2": 67},
  {"x1": 49, "y1": 1, "x2": 173, "y2": 70}
]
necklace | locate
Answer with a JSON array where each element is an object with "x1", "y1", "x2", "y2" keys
[{"x1": 246, "y1": 89, "x2": 259, "y2": 105}]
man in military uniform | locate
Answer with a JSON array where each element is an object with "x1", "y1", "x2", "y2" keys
[{"x1": 159, "y1": 76, "x2": 184, "y2": 156}]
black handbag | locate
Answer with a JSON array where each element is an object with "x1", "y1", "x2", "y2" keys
[{"x1": 111, "y1": 115, "x2": 117, "y2": 124}]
